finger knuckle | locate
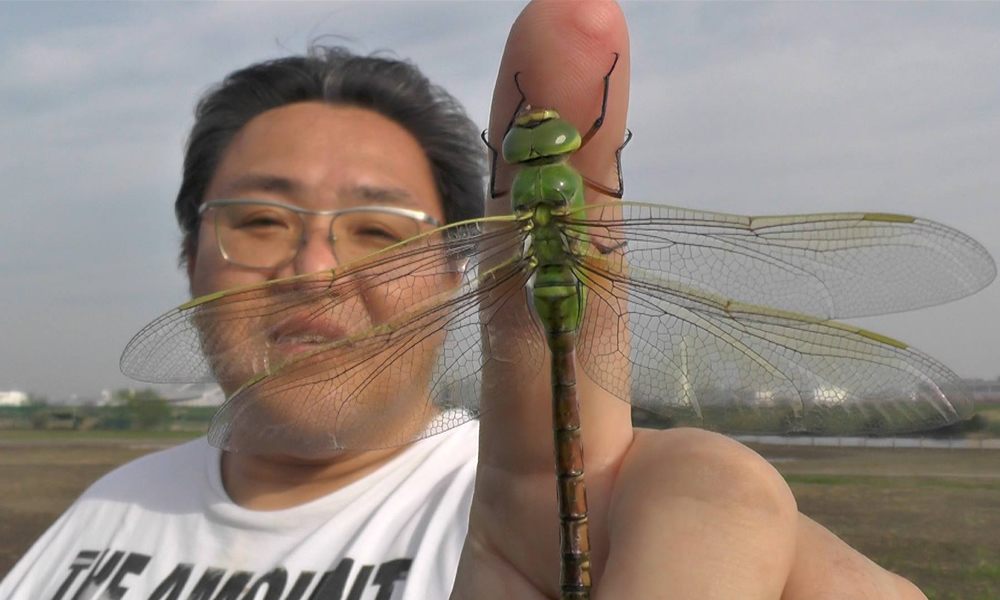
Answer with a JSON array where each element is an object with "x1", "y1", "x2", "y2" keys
[{"x1": 627, "y1": 428, "x2": 798, "y2": 520}]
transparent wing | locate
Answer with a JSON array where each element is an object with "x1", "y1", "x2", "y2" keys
[
  {"x1": 565, "y1": 202, "x2": 996, "y2": 320},
  {"x1": 209, "y1": 261, "x2": 544, "y2": 453},
  {"x1": 575, "y1": 251, "x2": 973, "y2": 435},
  {"x1": 121, "y1": 215, "x2": 547, "y2": 454},
  {"x1": 121, "y1": 217, "x2": 524, "y2": 384}
]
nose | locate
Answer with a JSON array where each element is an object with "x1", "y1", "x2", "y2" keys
[{"x1": 290, "y1": 227, "x2": 339, "y2": 276}]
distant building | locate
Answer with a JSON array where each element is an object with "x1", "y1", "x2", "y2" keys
[
  {"x1": 61, "y1": 393, "x2": 109, "y2": 407},
  {"x1": 964, "y1": 378, "x2": 1000, "y2": 404},
  {"x1": 162, "y1": 385, "x2": 225, "y2": 407},
  {"x1": 0, "y1": 391, "x2": 29, "y2": 406}
]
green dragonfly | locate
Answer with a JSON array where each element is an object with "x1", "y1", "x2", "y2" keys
[{"x1": 122, "y1": 56, "x2": 995, "y2": 600}]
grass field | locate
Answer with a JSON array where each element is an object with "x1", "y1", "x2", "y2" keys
[
  {"x1": 1, "y1": 432, "x2": 997, "y2": 599},
  {"x1": 975, "y1": 404, "x2": 1000, "y2": 438},
  {"x1": 748, "y1": 444, "x2": 1000, "y2": 600}
]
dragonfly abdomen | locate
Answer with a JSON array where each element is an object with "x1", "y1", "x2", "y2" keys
[
  {"x1": 515, "y1": 164, "x2": 592, "y2": 600},
  {"x1": 505, "y1": 107, "x2": 595, "y2": 599},
  {"x1": 548, "y1": 327, "x2": 591, "y2": 598}
]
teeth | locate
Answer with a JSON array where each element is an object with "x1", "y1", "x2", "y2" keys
[{"x1": 276, "y1": 334, "x2": 337, "y2": 345}]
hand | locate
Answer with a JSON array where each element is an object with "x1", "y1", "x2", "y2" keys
[{"x1": 453, "y1": 2, "x2": 926, "y2": 599}]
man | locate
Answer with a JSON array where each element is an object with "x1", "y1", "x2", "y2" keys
[{"x1": 2, "y1": 2, "x2": 926, "y2": 599}]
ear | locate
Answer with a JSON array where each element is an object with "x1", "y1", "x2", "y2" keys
[{"x1": 185, "y1": 242, "x2": 198, "y2": 283}]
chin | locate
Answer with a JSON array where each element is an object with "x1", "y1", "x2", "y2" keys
[
  {"x1": 209, "y1": 362, "x2": 440, "y2": 457},
  {"x1": 203, "y1": 310, "x2": 449, "y2": 457}
]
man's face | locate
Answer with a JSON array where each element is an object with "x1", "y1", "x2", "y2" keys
[{"x1": 189, "y1": 102, "x2": 455, "y2": 455}]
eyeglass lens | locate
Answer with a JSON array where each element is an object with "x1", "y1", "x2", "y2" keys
[{"x1": 213, "y1": 203, "x2": 424, "y2": 269}]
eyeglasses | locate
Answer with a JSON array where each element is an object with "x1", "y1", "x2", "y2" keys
[{"x1": 199, "y1": 199, "x2": 442, "y2": 270}]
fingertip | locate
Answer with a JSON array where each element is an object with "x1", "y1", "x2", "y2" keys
[
  {"x1": 539, "y1": 0, "x2": 629, "y2": 57},
  {"x1": 488, "y1": 1, "x2": 630, "y2": 197},
  {"x1": 490, "y1": 1, "x2": 629, "y2": 134}
]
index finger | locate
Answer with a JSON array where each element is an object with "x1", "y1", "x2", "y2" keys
[{"x1": 479, "y1": 0, "x2": 633, "y2": 481}]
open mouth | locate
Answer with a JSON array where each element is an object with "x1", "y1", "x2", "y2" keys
[{"x1": 268, "y1": 316, "x2": 352, "y2": 358}]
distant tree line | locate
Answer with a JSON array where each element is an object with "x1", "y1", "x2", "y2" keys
[
  {"x1": 0, "y1": 388, "x2": 216, "y2": 432},
  {"x1": 632, "y1": 405, "x2": 1000, "y2": 439},
  {"x1": 86, "y1": 388, "x2": 172, "y2": 430}
]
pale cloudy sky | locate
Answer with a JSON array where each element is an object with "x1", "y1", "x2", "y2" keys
[{"x1": 1, "y1": 2, "x2": 997, "y2": 401}]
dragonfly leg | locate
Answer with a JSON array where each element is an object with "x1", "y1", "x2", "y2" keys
[
  {"x1": 581, "y1": 128, "x2": 633, "y2": 199},
  {"x1": 483, "y1": 71, "x2": 531, "y2": 199},
  {"x1": 482, "y1": 130, "x2": 507, "y2": 199},
  {"x1": 484, "y1": 67, "x2": 532, "y2": 199},
  {"x1": 510, "y1": 70, "x2": 529, "y2": 128},
  {"x1": 579, "y1": 52, "x2": 621, "y2": 148}
]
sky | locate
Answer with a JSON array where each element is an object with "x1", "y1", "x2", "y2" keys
[{"x1": 1, "y1": 1, "x2": 998, "y2": 402}]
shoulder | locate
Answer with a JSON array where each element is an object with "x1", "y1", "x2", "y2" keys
[
  {"x1": 79, "y1": 436, "x2": 215, "y2": 506},
  {"x1": 418, "y1": 418, "x2": 479, "y2": 471},
  {"x1": 424, "y1": 419, "x2": 478, "y2": 487},
  {"x1": 0, "y1": 439, "x2": 216, "y2": 598},
  {"x1": 382, "y1": 419, "x2": 479, "y2": 504},
  {"x1": 350, "y1": 420, "x2": 478, "y2": 550}
]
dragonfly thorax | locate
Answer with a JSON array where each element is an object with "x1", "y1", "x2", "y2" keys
[{"x1": 509, "y1": 162, "x2": 585, "y2": 215}]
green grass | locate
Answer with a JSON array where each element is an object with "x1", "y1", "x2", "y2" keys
[
  {"x1": 969, "y1": 560, "x2": 1000, "y2": 580},
  {"x1": 974, "y1": 405, "x2": 1000, "y2": 437},
  {"x1": 926, "y1": 589, "x2": 998, "y2": 600},
  {"x1": 975, "y1": 404, "x2": 1000, "y2": 415},
  {"x1": 923, "y1": 560, "x2": 999, "y2": 600},
  {"x1": 783, "y1": 473, "x2": 1000, "y2": 491},
  {"x1": 779, "y1": 447, "x2": 1000, "y2": 600}
]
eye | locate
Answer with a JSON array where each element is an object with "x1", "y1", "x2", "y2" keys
[
  {"x1": 237, "y1": 212, "x2": 292, "y2": 230},
  {"x1": 356, "y1": 226, "x2": 402, "y2": 242},
  {"x1": 246, "y1": 217, "x2": 282, "y2": 227},
  {"x1": 337, "y1": 211, "x2": 420, "y2": 248}
]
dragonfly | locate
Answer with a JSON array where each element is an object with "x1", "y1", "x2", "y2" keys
[{"x1": 122, "y1": 54, "x2": 995, "y2": 600}]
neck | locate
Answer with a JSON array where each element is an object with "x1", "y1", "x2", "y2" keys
[{"x1": 220, "y1": 446, "x2": 407, "y2": 510}]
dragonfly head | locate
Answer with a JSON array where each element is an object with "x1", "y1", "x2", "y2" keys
[
  {"x1": 513, "y1": 105, "x2": 559, "y2": 127},
  {"x1": 502, "y1": 105, "x2": 582, "y2": 165}
]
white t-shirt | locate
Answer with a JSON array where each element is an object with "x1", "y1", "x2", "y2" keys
[{"x1": 0, "y1": 420, "x2": 479, "y2": 600}]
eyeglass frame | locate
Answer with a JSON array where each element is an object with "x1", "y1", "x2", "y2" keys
[{"x1": 198, "y1": 198, "x2": 443, "y2": 270}]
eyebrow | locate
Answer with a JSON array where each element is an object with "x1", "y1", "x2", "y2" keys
[
  {"x1": 222, "y1": 175, "x2": 420, "y2": 208},
  {"x1": 224, "y1": 174, "x2": 300, "y2": 198},
  {"x1": 341, "y1": 184, "x2": 420, "y2": 208}
]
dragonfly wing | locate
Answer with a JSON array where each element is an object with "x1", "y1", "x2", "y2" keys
[
  {"x1": 120, "y1": 218, "x2": 522, "y2": 385},
  {"x1": 120, "y1": 306, "x2": 219, "y2": 384},
  {"x1": 205, "y1": 224, "x2": 544, "y2": 454},
  {"x1": 430, "y1": 268, "x2": 547, "y2": 425},
  {"x1": 565, "y1": 202, "x2": 996, "y2": 319},
  {"x1": 575, "y1": 256, "x2": 971, "y2": 435}
]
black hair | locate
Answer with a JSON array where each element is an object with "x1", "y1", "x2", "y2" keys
[{"x1": 175, "y1": 46, "x2": 486, "y2": 264}]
